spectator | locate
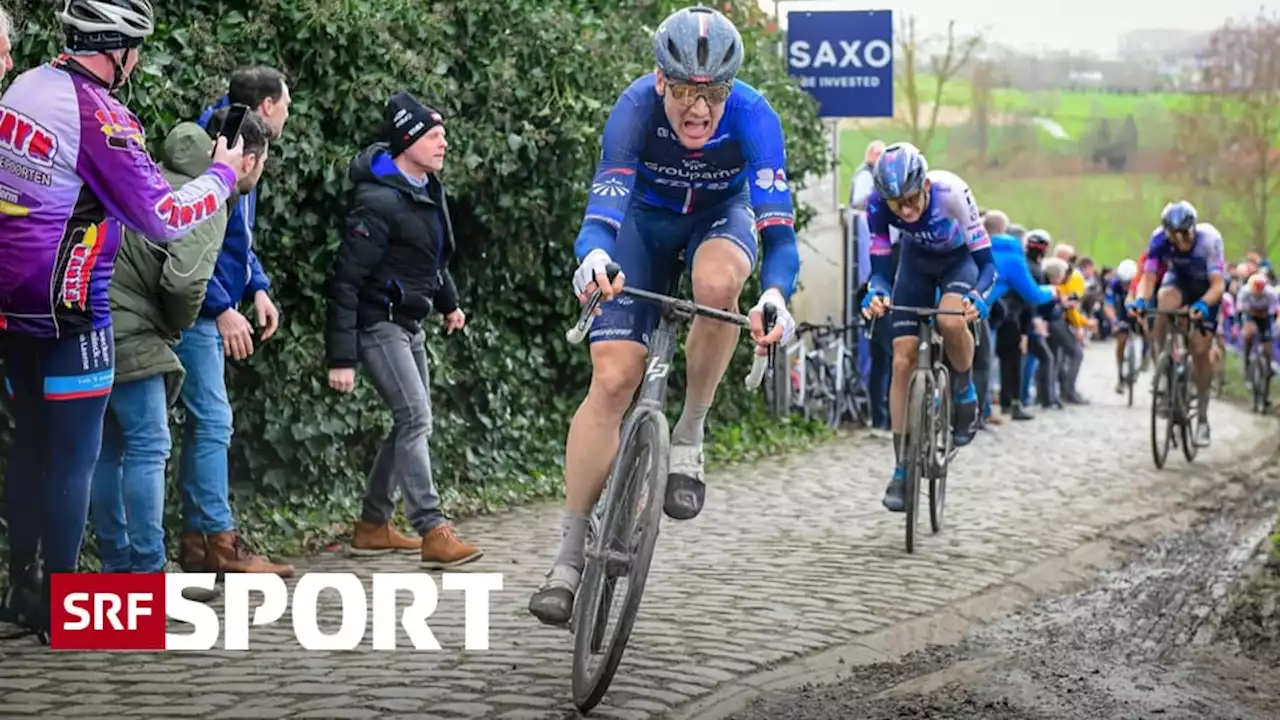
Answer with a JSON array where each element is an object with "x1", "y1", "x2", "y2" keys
[
  {"x1": 0, "y1": 0, "x2": 246, "y2": 641},
  {"x1": 173, "y1": 66, "x2": 294, "y2": 576},
  {"x1": 88, "y1": 109, "x2": 272, "y2": 601},
  {"x1": 0, "y1": 4, "x2": 12, "y2": 81},
  {"x1": 1042, "y1": 256, "x2": 1089, "y2": 405},
  {"x1": 325, "y1": 92, "x2": 481, "y2": 568},
  {"x1": 1022, "y1": 231, "x2": 1056, "y2": 408},
  {"x1": 982, "y1": 210, "x2": 1053, "y2": 421},
  {"x1": 849, "y1": 139, "x2": 894, "y2": 437}
]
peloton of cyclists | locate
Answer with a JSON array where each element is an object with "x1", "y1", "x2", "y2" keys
[
  {"x1": 860, "y1": 142, "x2": 996, "y2": 513},
  {"x1": 1127, "y1": 201, "x2": 1227, "y2": 448}
]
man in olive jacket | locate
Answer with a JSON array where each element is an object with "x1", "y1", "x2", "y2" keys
[{"x1": 89, "y1": 108, "x2": 272, "y2": 589}]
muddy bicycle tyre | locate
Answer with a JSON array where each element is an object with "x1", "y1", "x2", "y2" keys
[
  {"x1": 1177, "y1": 357, "x2": 1198, "y2": 463},
  {"x1": 903, "y1": 370, "x2": 930, "y2": 554},
  {"x1": 928, "y1": 364, "x2": 951, "y2": 534},
  {"x1": 571, "y1": 408, "x2": 670, "y2": 712},
  {"x1": 1124, "y1": 340, "x2": 1138, "y2": 408},
  {"x1": 1150, "y1": 354, "x2": 1173, "y2": 469}
]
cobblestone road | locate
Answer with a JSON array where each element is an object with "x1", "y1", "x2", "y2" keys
[{"x1": 1, "y1": 345, "x2": 1272, "y2": 720}]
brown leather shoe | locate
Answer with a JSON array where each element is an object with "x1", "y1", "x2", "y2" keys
[
  {"x1": 350, "y1": 520, "x2": 421, "y2": 556},
  {"x1": 204, "y1": 531, "x2": 295, "y2": 577},
  {"x1": 178, "y1": 531, "x2": 209, "y2": 573},
  {"x1": 420, "y1": 524, "x2": 482, "y2": 569}
]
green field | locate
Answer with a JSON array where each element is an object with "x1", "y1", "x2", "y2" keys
[{"x1": 834, "y1": 80, "x2": 1275, "y2": 267}]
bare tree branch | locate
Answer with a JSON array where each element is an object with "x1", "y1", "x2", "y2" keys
[{"x1": 894, "y1": 14, "x2": 983, "y2": 156}]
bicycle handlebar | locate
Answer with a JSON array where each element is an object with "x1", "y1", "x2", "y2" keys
[{"x1": 564, "y1": 263, "x2": 777, "y2": 390}]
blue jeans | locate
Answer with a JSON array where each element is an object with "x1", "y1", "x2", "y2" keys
[
  {"x1": 172, "y1": 318, "x2": 235, "y2": 534},
  {"x1": 90, "y1": 376, "x2": 171, "y2": 573}
]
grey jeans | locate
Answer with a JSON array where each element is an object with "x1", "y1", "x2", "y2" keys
[
  {"x1": 1048, "y1": 318, "x2": 1083, "y2": 398},
  {"x1": 358, "y1": 321, "x2": 447, "y2": 534}
]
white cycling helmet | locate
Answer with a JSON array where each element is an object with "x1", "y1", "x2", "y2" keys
[
  {"x1": 60, "y1": 0, "x2": 154, "y2": 51},
  {"x1": 1116, "y1": 259, "x2": 1137, "y2": 283}
]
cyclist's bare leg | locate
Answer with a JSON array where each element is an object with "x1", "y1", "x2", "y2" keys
[
  {"x1": 529, "y1": 340, "x2": 644, "y2": 624},
  {"x1": 937, "y1": 292, "x2": 974, "y2": 374},
  {"x1": 1189, "y1": 327, "x2": 1214, "y2": 440},
  {"x1": 665, "y1": 238, "x2": 752, "y2": 520},
  {"x1": 1242, "y1": 321, "x2": 1256, "y2": 369},
  {"x1": 1153, "y1": 286, "x2": 1183, "y2": 356},
  {"x1": 1114, "y1": 329, "x2": 1129, "y2": 387}
]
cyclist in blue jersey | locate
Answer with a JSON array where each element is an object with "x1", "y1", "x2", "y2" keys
[
  {"x1": 0, "y1": 0, "x2": 247, "y2": 641},
  {"x1": 528, "y1": 6, "x2": 799, "y2": 626},
  {"x1": 861, "y1": 143, "x2": 997, "y2": 513},
  {"x1": 1107, "y1": 258, "x2": 1139, "y2": 393},
  {"x1": 1127, "y1": 201, "x2": 1226, "y2": 447}
]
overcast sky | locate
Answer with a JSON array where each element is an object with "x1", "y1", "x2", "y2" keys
[{"x1": 760, "y1": 0, "x2": 1277, "y2": 57}]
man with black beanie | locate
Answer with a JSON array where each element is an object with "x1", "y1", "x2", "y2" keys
[{"x1": 325, "y1": 91, "x2": 482, "y2": 568}]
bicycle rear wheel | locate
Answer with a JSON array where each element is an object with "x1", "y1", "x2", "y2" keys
[
  {"x1": 903, "y1": 370, "x2": 929, "y2": 554},
  {"x1": 929, "y1": 364, "x2": 951, "y2": 534},
  {"x1": 571, "y1": 408, "x2": 670, "y2": 712},
  {"x1": 1150, "y1": 354, "x2": 1173, "y2": 469},
  {"x1": 1250, "y1": 348, "x2": 1266, "y2": 413}
]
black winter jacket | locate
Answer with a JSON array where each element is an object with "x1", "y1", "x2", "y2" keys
[{"x1": 326, "y1": 143, "x2": 460, "y2": 368}]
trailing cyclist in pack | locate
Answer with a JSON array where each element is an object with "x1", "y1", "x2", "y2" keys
[
  {"x1": 1126, "y1": 201, "x2": 1227, "y2": 448},
  {"x1": 860, "y1": 142, "x2": 997, "y2": 514},
  {"x1": 1236, "y1": 271, "x2": 1278, "y2": 405}
]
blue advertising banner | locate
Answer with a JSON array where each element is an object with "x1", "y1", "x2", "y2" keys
[{"x1": 787, "y1": 10, "x2": 894, "y2": 118}]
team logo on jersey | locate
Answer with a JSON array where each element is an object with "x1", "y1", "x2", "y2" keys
[
  {"x1": 61, "y1": 222, "x2": 106, "y2": 310},
  {"x1": 0, "y1": 107, "x2": 58, "y2": 167},
  {"x1": 94, "y1": 109, "x2": 144, "y2": 152},
  {"x1": 682, "y1": 157, "x2": 709, "y2": 172},
  {"x1": 156, "y1": 192, "x2": 219, "y2": 231},
  {"x1": 591, "y1": 177, "x2": 630, "y2": 198},
  {"x1": 754, "y1": 168, "x2": 787, "y2": 192}
]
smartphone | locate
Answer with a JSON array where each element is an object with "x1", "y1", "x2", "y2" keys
[{"x1": 218, "y1": 103, "x2": 250, "y2": 147}]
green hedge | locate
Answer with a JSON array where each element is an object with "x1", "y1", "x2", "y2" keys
[{"x1": 0, "y1": 0, "x2": 831, "y2": 559}]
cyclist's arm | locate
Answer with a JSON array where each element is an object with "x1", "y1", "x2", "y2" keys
[
  {"x1": 866, "y1": 199, "x2": 894, "y2": 294},
  {"x1": 572, "y1": 92, "x2": 646, "y2": 263},
  {"x1": 1136, "y1": 234, "x2": 1167, "y2": 303},
  {"x1": 1000, "y1": 237, "x2": 1055, "y2": 307},
  {"x1": 76, "y1": 96, "x2": 237, "y2": 244},
  {"x1": 1199, "y1": 232, "x2": 1227, "y2": 306},
  {"x1": 950, "y1": 179, "x2": 997, "y2": 295},
  {"x1": 741, "y1": 97, "x2": 800, "y2": 301}
]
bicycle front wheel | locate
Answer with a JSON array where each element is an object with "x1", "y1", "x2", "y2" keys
[
  {"x1": 1178, "y1": 358, "x2": 1199, "y2": 463},
  {"x1": 571, "y1": 408, "x2": 670, "y2": 712},
  {"x1": 903, "y1": 370, "x2": 930, "y2": 554},
  {"x1": 929, "y1": 365, "x2": 951, "y2": 534},
  {"x1": 1150, "y1": 354, "x2": 1173, "y2": 470},
  {"x1": 1125, "y1": 341, "x2": 1138, "y2": 407}
]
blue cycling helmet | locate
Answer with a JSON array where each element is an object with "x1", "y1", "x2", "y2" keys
[
  {"x1": 1161, "y1": 200, "x2": 1197, "y2": 233},
  {"x1": 872, "y1": 142, "x2": 928, "y2": 200}
]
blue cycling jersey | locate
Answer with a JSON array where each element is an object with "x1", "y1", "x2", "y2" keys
[
  {"x1": 865, "y1": 170, "x2": 997, "y2": 296},
  {"x1": 573, "y1": 74, "x2": 800, "y2": 299}
]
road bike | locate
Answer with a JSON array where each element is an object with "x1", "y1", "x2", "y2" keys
[
  {"x1": 562, "y1": 263, "x2": 775, "y2": 712},
  {"x1": 1119, "y1": 317, "x2": 1143, "y2": 408},
  {"x1": 792, "y1": 318, "x2": 871, "y2": 429},
  {"x1": 875, "y1": 305, "x2": 974, "y2": 554},
  {"x1": 1149, "y1": 308, "x2": 1204, "y2": 470},
  {"x1": 1244, "y1": 324, "x2": 1274, "y2": 414}
]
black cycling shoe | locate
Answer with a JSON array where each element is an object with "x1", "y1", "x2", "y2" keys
[
  {"x1": 882, "y1": 468, "x2": 907, "y2": 512},
  {"x1": 528, "y1": 564, "x2": 580, "y2": 627},
  {"x1": 952, "y1": 382, "x2": 978, "y2": 447},
  {"x1": 663, "y1": 474, "x2": 705, "y2": 520},
  {"x1": 0, "y1": 562, "x2": 49, "y2": 644}
]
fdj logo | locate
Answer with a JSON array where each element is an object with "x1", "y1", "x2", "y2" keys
[
  {"x1": 788, "y1": 40, "x2": 893, "y2": 70},
  {"x1": 645, "y1": 357, "x2": 670, "y2": 382}
]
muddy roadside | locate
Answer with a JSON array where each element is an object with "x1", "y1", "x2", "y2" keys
[{"x1": 725, "y1": 448, "x2": 1280, "y2": 720}]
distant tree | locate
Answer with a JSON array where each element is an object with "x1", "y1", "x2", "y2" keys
[
  {"x1": 1175, "y1": 11, "x2": 1280, "y2": 254},
  {"x1": 895, "y1": 14, "x2": 983, "y2": 156},
  {"x1": 970, "y1": 59, "x2": 993, "y2": 163},
  {"x1": 1119, "y1": 114, "x2": 1139, "y2": 157}
]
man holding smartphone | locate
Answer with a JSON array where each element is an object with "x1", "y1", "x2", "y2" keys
[
  {"x1": 173, "y1": 65, "x2": 294, "y2": 577},
  {"x1": 89, "y1": 108, "x2": 274, "y2": 594}
]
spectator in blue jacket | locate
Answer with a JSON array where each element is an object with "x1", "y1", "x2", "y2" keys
[
  {"x1": 172, "y1": 65, "x2": 294, "y2": 576},
  {"x1": 982, "y1": 211, "x2": 1056, "y2": 420}
]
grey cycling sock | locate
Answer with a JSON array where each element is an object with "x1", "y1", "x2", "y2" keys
[
  {"x1": 672, "y1": 400, "x2": 712, "y2": 446},
  {"x1": 553, "y1": 511, "x2": 589, "y2": 571},
  {"x1": 1198, "y1": 385, "x2": 1210, "y2": 421}
]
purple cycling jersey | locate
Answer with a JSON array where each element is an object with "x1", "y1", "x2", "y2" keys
[{"x1": 0, "y1": 59, "x2": 237, "y2": 338}]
